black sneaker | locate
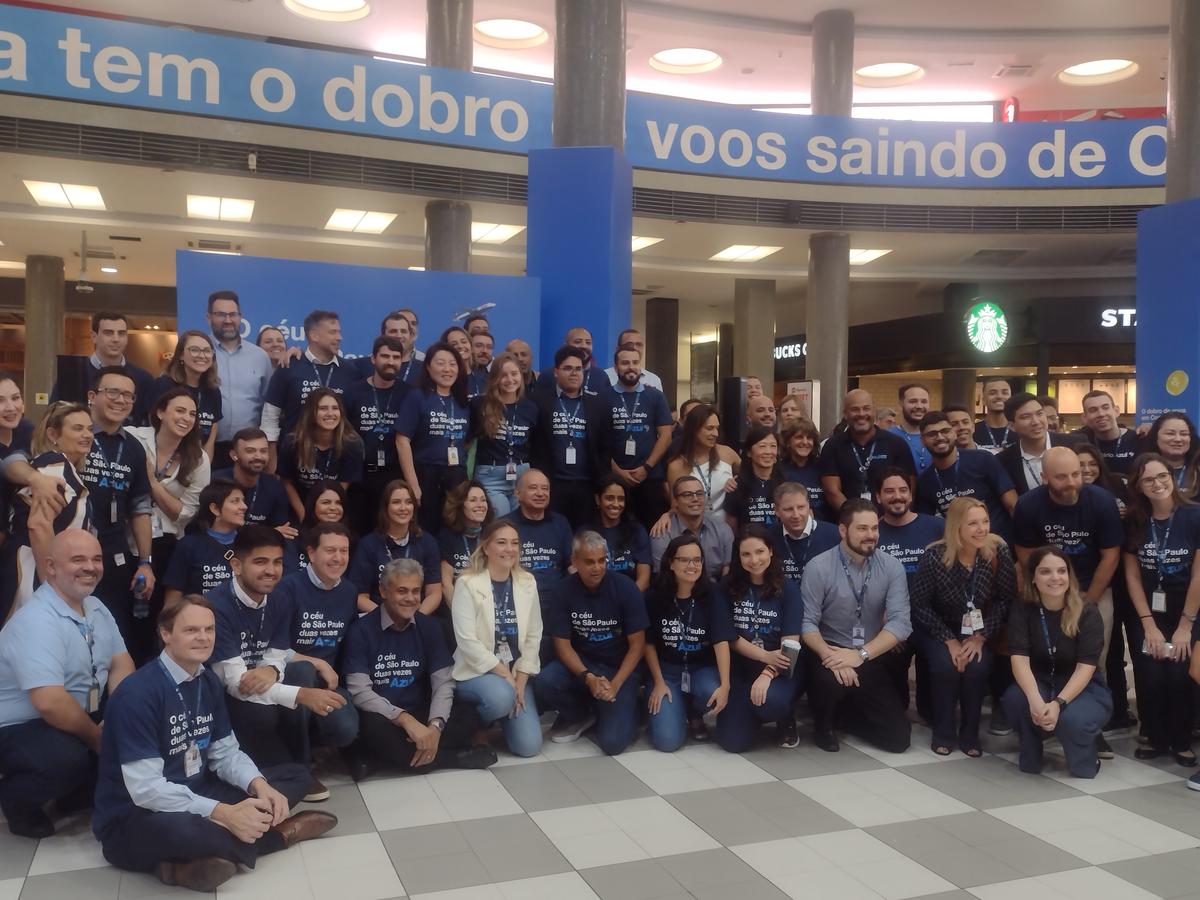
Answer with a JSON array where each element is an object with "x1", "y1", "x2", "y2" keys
[
  {"x1": 988, "y1": 706, "x2": 1013, "y2": 736},
  {"x1": 1096, "y1": 735, "x2": 1115, "y2": 760},
  {"x1": 7, "y1": 810, "x2": 53, "y2": 840},
  {"x1": 689, "y1": 719, "x2": 710, "y2": 743},
  {"x1": 455, "y1": 745, "x2": 498, "y2": 769},
  {"x1": 777, "y1": 717, "x2": 800, "y2": 749}
]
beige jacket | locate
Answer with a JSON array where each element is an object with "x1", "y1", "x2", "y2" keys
[{"x1": 451, "y1": 568, "x2": 543, "y2": 681}]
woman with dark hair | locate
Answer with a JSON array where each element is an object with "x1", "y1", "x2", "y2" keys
[
  {"x1": 471, "y1": 352, "x2": 539, "y2": 516},
  {"x1": 256, "y1": 324, "x2": 289, "y2": 368},
  {"x1": 714, "y1": 525, "x2": 803, "y2": 752},
  {"x1": 1003, "y1": 546, "x2": 1111, "y2": 778},
  {"x1": 780, "y1": 418, "x2": 827, "y2": 520},
  {"x1": 643, "y1": 534, "x2": 733, "y2": 750},
  {"x1": 1146, "y1": 412, "x2": 1200, "y2": 498},
  {"x1": 350, "y1": 480, "x2": 442, "y2": 615},
  {"x1": 1075, "y1": 442, "x2": 1132, "y2": 515},
  {"x1": 440, "y1": 480, "x2": 493, "y2": 604},
  {"x1": 395, "y1": 341, "x2": 472, "y2": 533},
  {"x1": 162, "y1": 479, "x2": 246, "y2": 604},
  {"x1": 286, "y1": 480, "x2": 349, "y2": 573},
  {"x1": 665, "y1": 404, "x2": 739, "y2": 513},
  {"x1": 147, "y1": 330, "x2": 223, "y2": 460},
  {"x1": 591, "y1": 476, "x2": 652, "y2": 591},
  {"x1": 724, "y1": 425, "x2": 782, "y2": 532},
  {"x1": 277, "y1": 388, "x2": 364, "y2": 521},
  {"x1": 440, "y1": 326, "x2": 473, "y2": 370},
  {"x1": 1124, "y1": 453, "x2": 1200, "y2": 766}
]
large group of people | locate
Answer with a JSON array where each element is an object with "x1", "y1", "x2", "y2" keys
[{"x1": 0, "y1": 301, "x2": 1196, "y2": 892}]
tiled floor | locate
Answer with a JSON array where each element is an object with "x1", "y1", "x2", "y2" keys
[{"x1": 5, "y1": 719, "x2": 1200, "y2": 899}]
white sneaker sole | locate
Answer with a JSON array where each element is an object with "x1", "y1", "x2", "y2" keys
[{"x1": 550, "y1": 717, "x2": 596, "y2": 743}]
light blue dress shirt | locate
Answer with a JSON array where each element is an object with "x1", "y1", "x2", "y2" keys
[{"x1": 213, "y1": 337, "x2": 272, "y2": 442}]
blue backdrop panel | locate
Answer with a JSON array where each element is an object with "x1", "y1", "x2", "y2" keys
[
  {"x1": 526, "y1": 147, "x2": 632, "y2": 370},
  {"x1": 175, "y1": 251, "x2": 541, "y2": 362},
  {"x1": 1136, "y1": 201, "x2": 1200, "y2": 424}
]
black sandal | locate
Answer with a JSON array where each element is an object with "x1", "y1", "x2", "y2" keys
[
  {"x1": 932, "y1": 745, "x2": 952, "y2": 756},
  {"x1": 1174, "y1": 750, "x2": 1198, "y2": 767},
  {"x1": 1134, "y1": 747, "x2": 1165, "y2": 760}
]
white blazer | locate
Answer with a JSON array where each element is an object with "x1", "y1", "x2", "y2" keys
[
  {"x1": 126, "y1": 427, "x2": 211, "y2": 537},
  {"x1": 451, "y1": 568, "x2": 542, "y2": 680}
]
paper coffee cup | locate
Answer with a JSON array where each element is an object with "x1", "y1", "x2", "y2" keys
[{"x1": 782, "y1": 639, "x2": 801, "y2": 672}]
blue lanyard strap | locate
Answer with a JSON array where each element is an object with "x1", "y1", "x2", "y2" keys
[
  {"x1": 932, "y1": 457, "x2": 960, "y2": 497},
  {"x1": 1151, "y1": 512, "x2": 1176, "y2": 577},
  {"x1": 619, "y1": 390, "x2": 642, "y2": 425},
  {"x1": 311, "y1": 360, "x2": 332, "y2": 388},
  {"x1": 838, "y1": 548, "x2": 871, "y2": 622},
  {"x1": 157, "y1": 659, "x2": 203, "y2": 741},
  {"x1": 1037, "y1": 606, "x2": 1057, "y2": 693},
  {"x1": 73, "y1": 617, "x2": 97, "y2": 682},
  {"x1": 785, "y1": 532, "x2": 810, "y2": 573},
  {"x1": 851, "y1": 440, "x2": 876, "y2": 477},
  {"x1": 962, "y1": 551, "x2": 984, "y2": 610},
  {"x1": 673, "y1": 597, "x2": 696, "y2": 662},
  {"x1": 93, "y1": 432, "x2": 126, "y2": 468}
]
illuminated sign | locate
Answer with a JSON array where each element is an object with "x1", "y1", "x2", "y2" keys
[{"x1": 965, "y1": 301, "x2": 1009, "y2": 353}]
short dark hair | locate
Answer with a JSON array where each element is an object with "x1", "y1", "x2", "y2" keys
[
  {"x1": 898, "y1": 382, "x2": 930, "y2": 402},
  {"x1": 944, "y1": 403, "x2": 972, "y2": 417},
  {"x1": 613, "y1": 342, "x2": 641, "y2": 365},
  {"x1": 919, "y1": 410, "x2": 950, "y2": 432},
  {"x1": 982, "y1": 377, "x2": 1011, "y2": 390},
  {"x1": 158, "y1": 594, "x2": 213, "y2": 632},
  {"x1": 198, "y1": 479, "x2": 243, "y2": 527},
  {"x1": 91, "y1": 311, "x2": 127, "y2": 332},
  {"x1": 1004, "y1": 391, "x2": 1041, "y2": 422},
  {"x1": 617, "y1": 328, "x2": 641, "y2": 344},
  {"x1": 472, "y1": 331, "x2": 494, "y2": 345},
  {"x1": 672, "y1": 474, "x2": 703, "y2": 497},
  {"x1": 232, "y1": 426, "x2": 267, "y2": 447},
  {"x1": 379, "y1": 311, "x2": 408, "y2": 334},
  {"x1": 207, "y1": 290, "x2": 240, "y2": 313},
  {"x1": 554, "y1": 345, "x2": 586, "y2": 368},
  {"x1": 838, "y1": 498, "x2": 877, "y2": 527},
  {"x1": 232, "y1": 524, "x2": 286, "y2": 559},
  {"x1": 464, "y1": 314, "x2": 488, "y2": 328},
  {"x1": 1081, "y1": 389, "x2": 1115, "y2": 408},
  {"x1": 1038, "y1": 395, "x2": 1058, "y2": 410},
  {"x1": 372, "y1": 335, "x2": 405, "y2": 356},
  {"x1": 303, "y1": 310, "x2": 339, "y2": 337},
  {"x1": 90, "y1": 365, "x2": 134, "y2": 392},
  {"x1": 872, "y1": 465, "x2": 913, "y2": 494},
  {"x1": 304, "y1": 521, "x2": 353, "y2": 551}
]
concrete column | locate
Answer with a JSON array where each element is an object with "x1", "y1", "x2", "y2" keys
[
  {"x1": 941, "y1": 368, "x2": 977, "y2": 409},
  {"x1": 733, "y1": 279, "x2": 776, "y2": 395},
  {"x1": 645, "y1": 296, "x2": 678, "y2": 407},
  {"x1": 553, "y1": 0, "x2": 626, "y2": 148},
  {"x1": 810, "y1": 9, "x2": 855, "y2": 116},
  {"x1": 717, "y1": 322, "x2": 735, "y2": 388},
  {"x1": 1167, "y1": 0, "x2": 1200, "y2": 202},
  {"x1": 24, "y1": 255, "x2": 65, "y2": 414},
  {"x1": 424, "y1": 0, "x2": 473, "y2": 270},
  {"x1": 1036, "y1": 343, "x2": 1052, "y2": 398}
]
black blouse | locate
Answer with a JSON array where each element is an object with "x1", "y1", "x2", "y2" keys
[
  {"x1": 1008, "y1": 600, "x2": 1104, "y2": 686},
  {"x1": 910, "y1": 542, "x2": 1017, "y2": 642}
]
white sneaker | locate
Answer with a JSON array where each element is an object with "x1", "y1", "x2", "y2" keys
[{"x1": 550, "y1": 714, "x2": 597, "y2": 743}]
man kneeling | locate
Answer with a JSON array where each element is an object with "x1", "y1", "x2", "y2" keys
[{"x1": 93, "y1": 595, "x2": 337, "y2": 892}]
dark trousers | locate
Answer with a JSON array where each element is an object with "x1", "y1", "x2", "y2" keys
[
  {"x1": 805, "y1": 652, "x2": 911, "y2": 753},
  {"x1": 211, "y1": 441, "x2": 235, "y2": 472},
  {"x1": 357, "y1": 703, "x2": 482, "y2": 771},
  {"x1": 226, "y1": 663, "x2": 321, "y2": 768},
  {"x1": 715, "y1": 672, "x2": 800, "y2": 754},
  {"x1": 414, "y1": 463, "x2": 467, "y2": 534},
  {"x1": 628, "y1": 478, "x2": 668, "y2": 532},
  {"x1": 1127, "y1": 607, "x2": 1193, "y2": 752},
  {"x1": 1106, "y1": 580, "x2": 1136, "y2": 720},
  {"x1": 285, "y1": 662, "x2": 360, "y2": 752},
  {"x1": 0, "y1": 718, "x2": 93, "y2": 821},
  {"x1": 550, "y1": 479, "x2": 596, "y2": 531},
  {"x1": 95, "y1": 551, "x2": 136, "y2": 646},
  {"x1": 98, "y1": 763, "x2": 309, "y2": 871},
  {"x1": 910, "y1": 629, "x2": 991, "y2": 751},
  {"x1": 1002, "y1": 677, "x2": 1112, "y2": 778},
  {"x1": 349, "y1": 466, "x2": 403, "y2": 537},
  {"x1": 534, "y1": 660, "x2": 642, "y2": 756}
]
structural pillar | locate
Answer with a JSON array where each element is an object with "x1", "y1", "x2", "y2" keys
[
  {"x1": 24, "y1": 255, "x2": 64, "y2": 415},
  {"x1": 645, "y1": 297, "x2": 678, "y2": 407},
  {"x1": 941, "y1": 367, "x2": 977, "y2": 410},
  {"x1": 806, "y1": 9, "x2": 855, "y2": 433},
  {"x1": 1167, "y1": 0, "x2": 1200, "y2": 203},
  {"x1": 733, "y1": 279, "x2": 776, "y2": 398},
  {"x1": 553, "y1": 0, "x2": 626, "y2": 148},
  {"x1": 424, "y1": 0, "x2": 473, "y2": 271}
]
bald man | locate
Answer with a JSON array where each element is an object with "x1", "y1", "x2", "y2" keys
[
  {"x1": 819, "y1": 390, "x2": 916, "y2": 512},
  {"x1": 505, "y1": 339, "x2": 539, "y2": 390},
  {"x1": 0, "y1": 530, "x2": 135, "y2": 837},
  {"x1": 502, "y1": 469, "x2": 574, "y2": 638},
  {"x1": 533, "y1": 328, "x2": 610, "y2": 395}
]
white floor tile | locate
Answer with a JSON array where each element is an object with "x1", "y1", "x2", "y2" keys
[
  {"x1": 786, "y1": 769, "x2": 971, "y2": 827},
  {"x1": 299, "y1": 832, "x2": 405, "y2": 900},
  {"x1": 27, "y1": 826, "x2": 108, "y2": 876},
  {"x1": 530, "y1": 804, "x2": 616, "y2": 841},
  {"x1": 411, "y1": 885, "x2": 504, "y2": 900},
  {"x1": 217, "y1": 846, "x2": 312, "y2": 899},
  {"x1": 800, "y1": 829, "x2": 906, "y2": 866},
  {"x1": 496, "y1": 872, "x2": 600, "y2": 900},
  {"x1": 542, "y1": 829, "x2": 648, "y2": 870},
  {"x1": 357, "y1": 774, "x2": 451, "y2": 830},
  {"x1": 1036, "y1": 752, "x2": 1179, "y2": 795},
  {"x1": 0, "y1": 879, "x2": 20, "y2": 900},
  {"x1": 674, "y1": 744, "x2": 776, "y2": 787},
  {"x1": 852, "y1": 857, "x2": 956, "y2": 900},
  {"x1": 731, "y1": 837, "x2": 831, "y2": 880},
  {"x1": 531, "y1": 797, "x2": 716, "y2": 868},
  {"x1": 969, "y1": 866, "x2": 1161, "y2": 900},
  {"x1": 615, "y1": 745, "x2": 773, "y2": 794},
  {"x1": 845, "y1": 724, "x2": 975, "y2": 768},
  {"x1": 599, "y1": 796, "x2": 720, "y2": 857},
  {"x1": 426, "y1": 770, "x2": 523, "y2": 821}
]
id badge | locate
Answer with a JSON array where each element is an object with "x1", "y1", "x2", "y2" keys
[
  {"x1": 680, "y1": 669, "x2": 691, "y2": 693},
  {"x1": 114, "y1": 552, "x2": 126, "y2": 567},
  {"x1": 960, "y1": 613, "x2": 975, "y2": 636},
  {"x1": 752, "y1": 635, "x2": 765, "y2": 649},
  {"x1": 184, "y1": 741, "x2": 202, "y2": 778},
  {"x1": 1152, "y1": 590, "x2": 1168, "y2": 613},
  {"x1": 851, "y1": 625, "x2": 866, "y2": 648},
  {"x1": 505, "y1": 461, "x2": 517, "y2": 482},
  {"x1": 110, "y1": 497, "x2": 118, "y2": 524},
  {"x1": 87, "y1": 682, "x2": 100, "y2": 714},
  {"x1": 151, "y1": 516, "x2": 164, "y2": 539},
  {"x1": 970, "y1": 608, "x2": 985, "y2": 633},
  {"x1": 496, "y1": 642, "x2": 514, "y2": 665},
  {"x1": 859, "y1": 490, "x2": 873, "y2": 501},
  {"x1": 624, "y1": 437, "x2": 636, "y2": 457},
  {"x1": 376, "y1": 449, "x2": 386, "y2": 468},
  {"x1": 565, "y1": 445, "x2": 577, "y2": 466},
  {"x1": 447, "y1": 445, "x2": 460, "y2": 466}
]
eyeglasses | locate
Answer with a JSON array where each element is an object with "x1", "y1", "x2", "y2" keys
[
  {"x1": 558, "y1": 365, "x2": 583, "y2": 374},
  {"x1": 1140, "y1": 472, "x2": 1174, "y2": 487},
  {"x1": 673, "y1": 556, "x2": 703, "y2": 568},
  {"x1": 97, "y1": 388, "x2": 135, "y2": 403},
  {"x1": 923, "y1": 427, "x2": 953, "y2": 438},
  {"x1": 675, "y1": 490, "x2": 705, "y2": 501},
  {"x1": 186, "y1": 347, "x2": 214, "y2": 358},
  {"x1": 209, "y1": 311, "x2": 240, "y2": 320}
]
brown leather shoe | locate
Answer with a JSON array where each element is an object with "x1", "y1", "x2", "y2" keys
[
  {"x1": 270, "y1": 810, "x2": 338, "y2": 849},
  {"x1": 157, "y1": 857, "x2": 237, "y2": 892}
]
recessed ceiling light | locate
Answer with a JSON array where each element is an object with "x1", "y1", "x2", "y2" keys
[
  {"x1": 710, "y1": 244, "x2": 782, "y2": 262},
  {"x1": 23, "y1": 180, "x2": 106, "y2": 210},
  {"x1": 281, "y1": 0, "x2": 369, "y2": 22},
  {"x1": 100, "y1": 266, "x2": 118, "y2": 274},
  {"x1": 650, "y1": 48, "x2": 723, "y2": 75},
  {"x1": 0, "y1": 261, "x2": 25, "y2": 271},
  {"x1": 632, "y1": 236, "x2": 664, "y2": 252},
  {"x1": 848, "y1": 248, "x2": 892, "y2": 265},
  {"x1": 474, "y1": 19, "x2": 548, "y2": 49},
  {"x1": 324, "y1": 209, "x2": 396, "y2": 234},
  {"x1": 407, "y1": 266, "x2": 425, "y2": 271},
  {"x1": 190, "y1": 249, "x2": 242, "y2": 256},
  {"x1": 218, "y1": 198, "x2": 255, "y2": 222},
  {"x1": 62, "y1": 184, "x2": 106, "y2": 209},
  {"x1": 356, "y1": 211, "x2": 397, "y2": 234},
  {"x1": 186, "y1": 195, "x2": 254, "y2": 222},
  {"x1": 471, "y1": 222, "x2": 526, "y2": 244},
  {"x1": 854, "y1": 62, "x2": 925, "y2": 87},
  {"x1": 1058, "y1": 58, "x2": 1138, "y2": 85}
]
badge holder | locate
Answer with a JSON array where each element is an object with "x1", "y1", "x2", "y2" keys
[
  {"x1": 624, "y1": 437, "x2": 636, "y2": 457},
  {"x1": 87, "y1": 682, "x2": 101, "y2": 714},
  {"x1": 565, "y1": 444, "x2": 577, "y2": 465},
  {"x1": 377, "y1": 449, "x2": 387, "y2": 469},
  {"x1": 680, "y1": 668, "x2": 691, "y2": 693},
  {"x1": 447, "y1": 445, "x2": 460, "y2": 466},
  {"x1": 496, "y1": 642, "x2": 514, "y2": 665},
  {"x1": 184, "y1": 741, "x2": 202, "y2": 778},
  {"x1": 505, "y1": 460, "x2": 517, "y2": 482},
  {"x1": 851, "y1": 625, "x2": 866, "y2": 648},
  {"x1": 1152, "y1": 590, "x2": 1168, "y2": 613}
]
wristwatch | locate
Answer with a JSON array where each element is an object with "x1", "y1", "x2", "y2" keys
[
  {"x1": 429, "y1": 717, "x2": 446, "y2": 732},
  {"x1": 1054, "y1": 696, "x2": 1069, "y2": 709},
  {"x1": 858, "y1": 648, "x2": 870, "y2": 662}
]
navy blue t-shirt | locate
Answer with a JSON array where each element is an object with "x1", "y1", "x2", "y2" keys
[
  {"x1": 547, "y1": 573, "x2": 649, "y2": 668},
  {"x1": 597, "y1": 522, "x2": 652, "y2": 581},
  {"x1": 343, "y1": 378, "x2": 410, "y2": 471},
  {"x1": 545, "y1": 391, "x2": 595, "y2": 481},
  {"x1": 438, "y1": 528, "x2": 479, "y2": 579},
  {"x1": 1093, "y1": 430, "x2": 1139, "y2": 476},
  {"x1": 211, "y1": 469, "x2": 292, "y2": 528},
  {"x1": 349, "y1": 531, "x2": 441, "y2": 604},
  {"x1": 973, "y1": 421, "x2": 1015, "y2": 451},
  {"x1": 264, "y1": 357, "x2": 355, "y2": 435},
  {"x1": 1013, "y1": 484, "x2": 1124, "y2": 591},
  {"x1": 818, "y1": 428, "x2": 916, "y2": 500},
  {"x1": 80, "y1": 428, "x2": 151, "y2": 556},
  {"x1": 645, "y1": 588, "x2": 735, "y2": 670},
  {"x1": 93, "y1": 662, "x2": 233, "y2": 837},
  {"x1": 471, "y1": 396, "x2": 539, "y2": 467},
  {"x1": 393, "y1": 389, "x2": 470, "y2": 467},
  {"x1": 208, "y1": 581, "x2": 291, "y2": 668},
  {"x1": 605, "y1": 385, "x2": 672, "y2": 477},
  {"x1": 722, "y1": 579, "x2": 803, "y2": 678},
  {"x1": 768, "y1": 520, "x2": 840, "y2": 583},
  {"x1": 1128, "y1": 504, "x2": 1200, "y2": 595},
  {"x1": 341, "y1": 609, "x2": 451, "y2": 711},
  {"x1": 348, "y1": 356, "x2": 423, "y2": 387},
  {"x1": 725, "y1": 474, "x2": 780, "y2": 528},
  {"x1": 877, "y1": 514, "x2": 946, "y2": 587},
  {"x1": 915, "y1": 449, "x2": 1015, "y2": 540},
  {"x1": 146, "y1": 375, "x2": 223, "y2": 441},
  {"x1": 502, "y1": 509, "x2": 574, "y2": 609},
  {"x1": 273, "y1": 569, "x2": 359, "y2": 666},
  {"x1": 276, "y1": 435, "x2": 364, "y2": 492},
  {"x1": 164, "y1": 532, "x2": 236, "y2": 595},
  {"x1": 781, "y1": 461, "x2": 829, "y2": 521}
]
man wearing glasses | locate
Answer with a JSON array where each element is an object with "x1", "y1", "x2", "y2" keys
[
  {"x1": 649, "y1": 475, "x2": 733, "y2": 579},
  {"x1": 208, "y1": 291, "x2": 273, "y2": 471},
  {"x1": 52, "y1": 311, "x2": 156, "y2": 427}
]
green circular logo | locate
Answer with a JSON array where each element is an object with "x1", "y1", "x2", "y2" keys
[{"x1": 965, "y1": 301, "x2": 1009, "y2": 353}]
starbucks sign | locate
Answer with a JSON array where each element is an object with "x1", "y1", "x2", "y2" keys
[{"x1": 965, "y1": 301, "x2": 1009, "y2": 353}]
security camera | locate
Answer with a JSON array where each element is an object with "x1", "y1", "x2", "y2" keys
[{"x1": 75, "y1": 280, "x2": 94, "y2": 294}]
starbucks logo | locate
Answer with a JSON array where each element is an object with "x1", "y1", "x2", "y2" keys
[{"x1": 965, "y1": 302, "x2": 1009, "y2": 353}]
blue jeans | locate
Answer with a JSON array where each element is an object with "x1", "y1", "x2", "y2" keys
[
  {"x1": 1002, "y1": 676, "x2": 1112, "y2": 778},
  {"x1": 534, "y1": 660, "x2": 641, "y2": 755},
  {"x1": 475, "y1": 463, "x2": 529, "y2": 517},
  {"x1": 648, "y1": 663, "x2": 721, "y2": 752},
  {"x1": 715, "y1": 673, "x2": 799, "y2": 753},
  {"x1": 286, "y1": 662, "x2": 360, "y2": 752},
  {"x1": 456, "y1": 673, "x2": 543, "y2": 757}
]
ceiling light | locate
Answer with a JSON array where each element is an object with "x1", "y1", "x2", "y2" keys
[
  {"x1": 218, "y1": 198, "x2": 255, "y2": 222},
  {"x1": 187, "y1": 195, "x2": 254, "y2": 222},
  {"x1": 190, "y1": 249, "x2": 242, "y2": 256},
  {"x1": 100, "y1": 266, "x2": 118, "y2": 274},
  {"x1": 62, "y1": 184, "x2": 106, "y2": 209},
  {"x1": 650, "y1": 48, "x2": 723, "y2": 75},
  {"x1": 1057, "y1": 58, "x2": 1138, "y2": 86},
  {"x1": 848, "y1": 248, "x2": 892, "y2": 265},
  {"x1": 710, "y1": 245, "x2": 782, "y2": 262},
  {"x1": 0, "y1": 261, "x2": 25, "y2": 271},
  {"x1": 281, "y1": 0, "x2": 369, "y2": 22},
  {"x1": 854, "y1": 62, "x2": 925, "y2": 87},
  {"x1": 408, "y1": 266, "x2": 425, "y2": 271},
  {"x1": 323, "y1": 209, "x2": 396, "y2": 233},
  {"x1": 356, "y1": 211, "x2": 397, "y2": 234},
  {"x1": 632, "y1": 236, "x2": 664, "y2": 252},
  {"x1": 186, "y1": 195, "x2": 220, "y2": 219},
  {"x1": 23, "y1": 180, "x2": 105, "y2": 210},
  {"x1": 471, "y1": 222, "x2": 526, "y2": 243},
  {"x1": 474, "y1": 19, "x2": 548, "y2": 49}
]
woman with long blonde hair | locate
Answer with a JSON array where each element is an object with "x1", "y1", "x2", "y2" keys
[
  {"x1": 1002, "y1": 546, "x2": 1111, "y2": 778},
  {"x1": 470, "y1": 352, "x2": 539, "y2": 515}
]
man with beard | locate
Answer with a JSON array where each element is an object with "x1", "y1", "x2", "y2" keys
[
  {"x1": 347, "y1": 311, "x2": 424, "y2": 386},
  {"x1": 800, "y1": 499, "x2": 911, "y2": 753},
  {"x1": 603, "y1": 329, "x2": 663, "y2": 392},
  {"x1": 212, "y1": 428, "x2": 295, "y2": 539},
  {"x1": 746, "y1": 393, "x2": 777, "y2": 432},
  {"x1": 1013, "y1": 446, "x2": 1123, "y2": 758},
  {"x1": 997, "y1": 393, "x2": 1078, "y2": 496},
  {"x1": 945, "y1": 405, "x2": 980, "y2": 451},
  {"x1": 916, "y1": 411, "x2": 1017, "y2": 541},
  {"x1": 875, "y1": 469, "x2": 945, "y2": 589},
  {"x1": 505, "y1": 339, "x2": 539, "y2": 391},
  {"x1": 1077, "y1": 390, "x2": 1138, "y2": 476},
  {"x1": 892, "y1": 383, "x2": 931, "y2": 473},
  {"x1": 534, "y1": 327, "x2": 610, "y2": 395},
  {"x1": 208, "y1": 292, "x2": 273, "y2": 470},
  {"x1": 467, "y1": 332, "x2": 495, "y2": 399},
  {"x1": 973, "y1": 378, "x2": 1015, "y2": 452},
  {"x1": 605, "y1": 344, "x2": 673, "y2": 529},
  {"x1": 820, "y1": 390, "x2": 915, "y2": 513}
]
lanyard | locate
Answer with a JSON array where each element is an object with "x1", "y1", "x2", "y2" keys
[
  {"x1": 991, "y1": 425, "x2": 1011, "y2": 447},
  {"x1": 462, "y1": 533, "x2": 478, "y2": 561},
  {"x1": 242, "y1": 481, "x2": 259, "y2": 518},
  {"x1": 963, "y1": 552, "x2": 984, "y2": 611},
  {"x1": 72, "y1": 616, "x2": 98, "y2": 684},
  {"x1": 502, "y1": 404, "x2": 526, "y2": 452},
  {"x1": 693, "y1": 462, "x2": 712, "y2": 499},
  {"x1": 493, "y1": 577, "x2": 515, "y2": 646},
  {"x1": 312, "y1": 446, "x2": 333, "y2": 480},
  {"x1": 154, "y1": 448, "x2": 178, "y2": 482},
  {"x1": 311, "y1": 360, "x2": 333, "y2": 389},
  {"x1": 158, "y1": 659, "x2": 203, "y2": 743},
  {"x1": 237, "y1": 596, "x2": 268, "y2": 651},
  {"x1": 745, "y1": 585, "x2": 767, "y2": 638},
  {"x1": 1021, "y1": 454, "x2": 1042, "y2": 487},
  {"x1": 838, "y1": 548, "x2": 871, "y2": 625},
  {"x1": 673, "y1": 597, "x2": 696, "y2": 662},
  {"x1": 1175, "y1": 467, "x2": 1187, "y2": 487},
  {"x1": 1151, "y1": 512, "x2": 1176, "y2": 580},
  {"x1": 556, "y1": 395, "x2": 584, "y2": 446},
  {"x1": 619, "y1": 390, "x2": 642, "y2": 425},
  {"x1": 398, "y1": 359, "x2": 414, "y2": 383},
  {"x1": 932, "y1": 457, "x2": 960, "y2": 504},
  {"x1": 851, "y1": 440, "x2": 876, "y2": 481},
  {"x1": 785, "y1": 532, "x2": 811, "y2": 574},
  {"x1": 383, "y1": 534, "x2": 411, "y2": 562},
  {"x1": 1037, "y1": 606, "x2": 1057, "y2": 692},
  {"x1": 92, "y1": 432, "x2": 126, "y2": 470},
  {"x1": 370, "y1": 383, "x2": 392, "y2": 424},
  {"x1": 435, "y1": 393, "x2": 463, "y2": 441}
]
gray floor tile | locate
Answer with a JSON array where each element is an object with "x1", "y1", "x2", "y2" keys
[
  {"x1": 1103, "y1": 848, "x2": 1200, "y2": 898},
  {"x1": 983, "y1": 836, "x2": 1089, "y2": 878},
  {"x1": 296, "y1": 783, "x2": 376, "y2": 836},
  {"x1": 909, "y1": 892, "x2": 977, "y2": 900},
  {"x1": 456, "y1": 813, "x2": 572, "y2": 882},
  {"x1": 378, "y1": 822, "x2": 469, "y2": 860},
  {"x1": 553, "y1": 756, "x2": 657, "y2": 803},
  {"x1": 1097, "y1": 783, "x2": 1200, "y2": 838},
  {"x1": 687, "y1": 878, "x2": 789, "y2": 900},
  {"x1": 665, "y1": 788, "x2": 790, "y2": 846},
  {"x1": 580, "y1": 858, "x2": 684, "y2": 900},
  {"x1": 117, "y1": 869, "x2": 214, "y2": 899},
  {"x1": 385, "y1": 848, "x2": 491, "y2": 895},
  {"x1": 20, "y1": 867, "x2": 121, "y2": 900},
  {"x1": 902, "y1": 755, "x2": 1083, "y2": 809},
  {"x1": 728, "y1": 782, "x2": 856, "y2": 836},
  {"x1": 656, "y1": 848, "x2": 775, "y2": 893},
  {"x1": 0, "y1": 832, "x2": 36, "y2": 881},
  {"x1": 867, "y1": 819, "x2": 1023, "y2": 888},
  {"x1": 743, "y1": 741, "x2": 885, "y2": 780},
  {"x1": 492, "y1": 762, "x2": 590, "y2": 812}
]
